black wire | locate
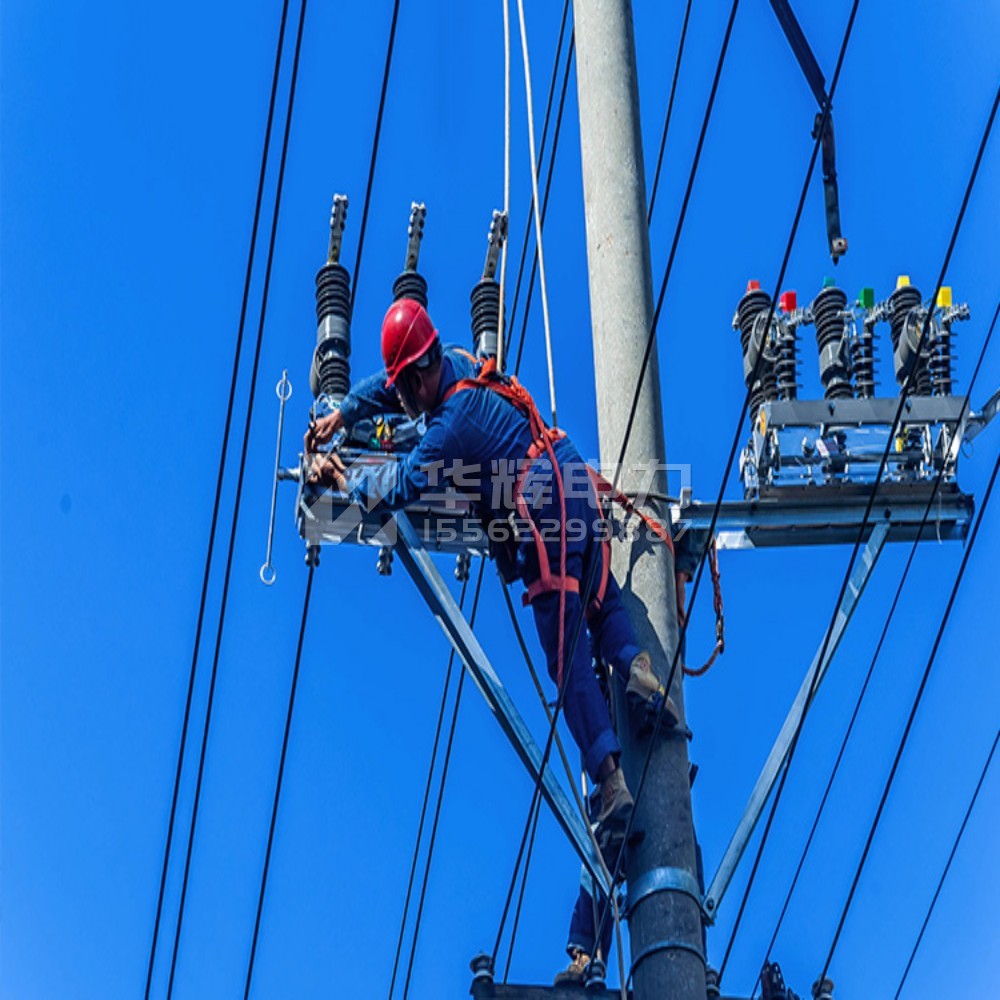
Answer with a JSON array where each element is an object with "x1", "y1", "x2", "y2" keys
[
  {"x1": 143, "y1": 3, "x2": 291, "y2": 995},
  {"x1": 503, "y1": 793, "x2": 544, "y2": 983},
  {"x1": 242, "y1": 565, "x2": 315, "y2": 999},
  {"x1": 893, "y1": 729, "x2": 999, "y2": 999},
  {"x1": 350, "y1": 0, "x2": 401, "y2": 308},
  {"x1": 821, "y1": 445, "x2": 1000, "y2": 979},
  {"x1": 494, "y1": 0, "x2": 743, "y2": 962},
  {"x1": 511, "y1": 35, "x2": 575, "y2": 379},
  {"x1": 748, "y1": 299, "x2": 1000, "y2": 997},
  {"x1": 719, "y1": 77, "x2": 998, "y2": 982},
  {"x1": 646, "y1": 0, "x2": 693, "y2": 225},
  {"x1": 386, "y1": 574, "x2": 469, "y2": 999},
  {"x1": 163, "y1": 1, "x2": 310, "y2": 994},
  {"x1": 505, "y1": 3, "x2": 573, "y2": 373},
  {"x1": 399, "y1": 561, "x2": 487, "y2": 999}
]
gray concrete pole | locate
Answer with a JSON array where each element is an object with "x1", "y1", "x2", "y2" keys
[{"x1": 572, "y1": 2, "x2": 706, "y2": 998}]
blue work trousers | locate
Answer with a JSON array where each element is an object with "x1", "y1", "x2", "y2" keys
[
  {"x1": 529, "y1": 572, "x2": 640, "y2": 783},
  {"x1": 568, "y1": 884, "x2": 613, "y2": 961}
]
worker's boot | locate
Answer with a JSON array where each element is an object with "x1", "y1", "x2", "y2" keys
[
  {"x1": 594, "y1": 766, "x2": 633, "y2": 873},
  {"x1": 625, "y1": 651, "x2": 680, "y2": 727},
  {"x1": 553, "y1": 948, "x2": 590, "y2": 986}
]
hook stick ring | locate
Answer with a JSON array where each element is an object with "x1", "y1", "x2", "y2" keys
[
  {"x1": 276, "y1": 370, "x2": 293, "y2": 402},
  {"x1": 259, "y1": 563, "x2": 277, "y2": 586}
]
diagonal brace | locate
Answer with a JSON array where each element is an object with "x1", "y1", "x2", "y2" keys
[
  {"x1": 704, "y1": 521, "x2": 889, "y2": 917},
  {"x1": 393, "y1": 513, "x2": 610, "y2": 896}
]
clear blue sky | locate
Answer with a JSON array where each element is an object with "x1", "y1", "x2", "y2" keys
[{"x1": 2, "y1": 2, "x2": 998, "y2": 998}]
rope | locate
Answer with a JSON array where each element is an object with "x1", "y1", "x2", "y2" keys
[
  {"x1": 647, "y1": 0, "x2": 694, "y2": 225},
  {"x1": 821, "y1": 447, "x2": 1000, "y2": 980},
  {"x1": 511, "y1": 34, "x2": 574, "y2": 379},
  {"x1": 719, "y1": 76, "x2": 998, "y2": 983},
  {"x1": 242, "y1": 566, "x2": 315, "y2": 999},
  {"x1": 505, "y1": 0, "x2": 571, "y2": 370},
  {"x1": 683, "y1": 536, "x2": 723, "y2": 677},
  {"x1": 498, "y1": 0, "x2": 512, "y2": 371},
  {"x1": 163, "y1": 2, "x2": 310, "y2": 995},
  {"x1": 399, "y1": 561, "x2": 487, "y2": 998},
  {"x1": 386, "y1": 575, "x2": 470, "y2": 998},
  {"x1": 748, "y1": 298, "x2": 1000, "y2": 999},
  {"x1": 350, "y1": 0, "x2": 401, "y2": 308},
  {"x1": 142, "y1": 3, "x2": 293, "y2": 996},
  {"x1": 893, "y1": 729, "x2": 999, "y2": 1000},
  {"x1": 516, "y1": 0, "x2": 558, "y2": 426}
]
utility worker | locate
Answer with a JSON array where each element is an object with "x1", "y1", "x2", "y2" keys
[
  {"x1": 305, "y1": 298, "x2": 676, "y2": 856},
  {"x1": 554, "y1": 525, "x2": 708, "y2": 985}
]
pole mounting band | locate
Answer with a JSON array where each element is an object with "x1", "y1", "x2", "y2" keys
[
  {"x1": 628, "y1": 937, "x2": 706, "y2": 984},
  {"x1": 625, "y1": 865, "x2": 705, "y2": 918}
]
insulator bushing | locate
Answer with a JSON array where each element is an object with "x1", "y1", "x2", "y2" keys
[
  {"x1": 929, "y1": 322, "x2": 955, "y2": 396},
  {"x1": 852, "y1": 322, "x2": 877, "y2": 398},
  {"x1": 470, "y1": 279, "x2": 501, "y2": 360},
  {"x1": 811, "y1": 285, "x2": 853, "y2": 400},
  {"x1": 889, "y1": 284, "x2": 933, "y2": 394},
  {"x1": 775, "y1": 324, "x2": 800, "y2": 400},
  {"x1": 888, "y1": 284, "x2": 922, "y2": 351},
  {"x1": 734, "y1": 287, "x2": 778, "y2": 424},
  {"x1": 313, "y1": 260, "x2": 353, "y2": 402},
  {"x1": 392, "y1": 270, "x2": 428, "y2": 307}
]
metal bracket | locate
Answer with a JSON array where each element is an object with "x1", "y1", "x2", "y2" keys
[
  {"x1": 624, "y1": 865, "x2": 704, "y2": 918},
  {"x1": 704, "y1": 520, "x2": 890, "y2": 916},
  {"x1": 392, "y1": 512, "x2": 610, "y2": 896}
]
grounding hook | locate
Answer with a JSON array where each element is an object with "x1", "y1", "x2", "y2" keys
[{"x1": 260, "y1": 370, "x2": 292, "y2": 585}]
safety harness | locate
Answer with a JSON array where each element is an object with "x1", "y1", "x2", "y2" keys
[{"x1": 440, "y1": 357, "x2": 722, "y2": 683}]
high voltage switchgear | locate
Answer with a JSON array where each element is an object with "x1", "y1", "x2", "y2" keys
[{"x1": 732, "y1": 277, "x2": 982, "y2": 498}]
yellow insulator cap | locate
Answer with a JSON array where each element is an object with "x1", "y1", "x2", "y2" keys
[
  {"x1": 896, "y1": 274, "x2": 911, "y2": 289},
  {"x1": 937, "y1": 286, "x2": 953, "y2": 308}
]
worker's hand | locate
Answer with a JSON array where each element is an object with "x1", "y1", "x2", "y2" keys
[
  {"x1": 307, "y1": 450, "x2": 348, "y2": 492},
  {"x1": 675, "y1": 571, "x2": 688, "y2": 629},
  {"x1": 304, "y1": 409, "x2": 344, "y2": 454}
]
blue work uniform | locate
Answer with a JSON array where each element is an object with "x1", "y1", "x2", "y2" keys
[{"x1": 336, "y1": 345, "x2": 643, "y2": 782}]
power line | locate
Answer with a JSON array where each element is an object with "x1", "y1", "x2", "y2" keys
[
  {"x1": 350, "y1": 0, "x2": 401, "y2": 308},
  {"x1": 821, "y1": 444, "x2": 1000, "y2": 980},
  {"x1": 243, "y1": 566, "x2": 316, "y2": 999},
  {"x1": 399, "y1": 561, "x2": 487, "y2": 999},
  {"x1": 386, "y1": 574, "x2": 470, "y2": 998},
  {"x1": 162, "y1": 1, "x2": 311, "y2": 994},
  {"x1": 748, "y1": 298, "x2": 1000, "y2": 997},
  {"x1": 143, "y1": 2, "x2": 295, "y2": 996},
  {"x1": 719, "y1": 77, "x2": 999, "y2": 982},
  {"x1": 646, "y1": 0, "x2": 693, "y2": 225},
  {"x1": 894, "y1": 729, "x2": 999, "y2": 999}
]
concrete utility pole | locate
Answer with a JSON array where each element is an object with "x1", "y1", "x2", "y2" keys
[{"x1": 573, "y1": 2, "x2": 706, "y2": 998}]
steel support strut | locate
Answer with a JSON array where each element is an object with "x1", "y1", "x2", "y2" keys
[
  {"x1": 393, "y1": 513, "x2": 610, "y2": 896},
  {"x1": 705, "y1": 521, "x2": 890, "y2": 916}
]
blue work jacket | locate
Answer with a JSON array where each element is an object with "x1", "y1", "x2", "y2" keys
[{"x1": 338, "y1": 345, "x2": 582, "y2": 518}]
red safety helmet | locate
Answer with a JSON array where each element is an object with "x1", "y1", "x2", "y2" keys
[{"x1": 381, "y1": 298, "x2": 439, "y2": 386}]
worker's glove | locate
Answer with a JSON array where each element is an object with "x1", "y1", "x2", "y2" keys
[
  {"x1": 307, "y1": 450, "x2": 348, "y2": 492},
  {"x1": 304, "y1": 409, "x2": 343, "y2": 454}
]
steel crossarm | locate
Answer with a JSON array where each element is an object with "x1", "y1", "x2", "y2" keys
[
  {"x1": 393, "y1": 512, "x2": 610, "y2": 896},
  {"x1": 704, "y1": 521, "x2": 890, "y2": 917}
]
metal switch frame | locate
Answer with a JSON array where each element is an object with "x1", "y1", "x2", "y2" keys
[
  {"x1": 393, "y1": 513, "x2": 610, "y2": 896},
  {"x1": 704, "y1": 521, "x2": 890, "y2": 916}
]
